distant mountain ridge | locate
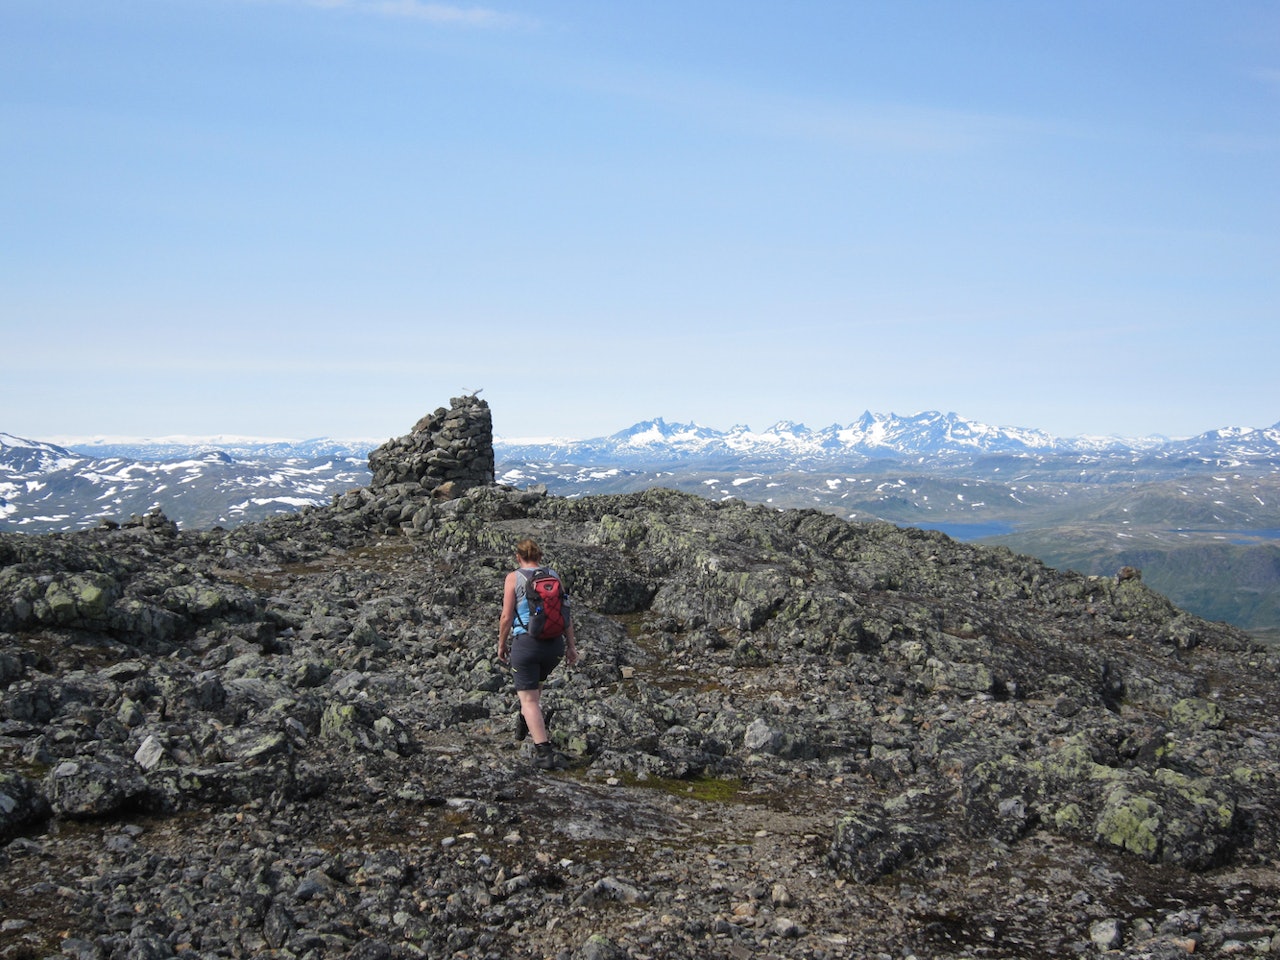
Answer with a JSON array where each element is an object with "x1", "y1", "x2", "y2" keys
[
  {"x1": 494, "y1": 411, "x2": 1280, "y2": 468},
  {"x1": 500, "y1": 411, "x2": 1166, "y2": 464},
  {"x1": 35, "y1": 409, "x2": 1280, "y2": 464},
  {"x1": 0, "y1": 432, "x2": 368, "y2": 531},
  {"x1": 5, "y1": 409, "x2": 1279, "y2": 535},
  {"x1": 47, "y1": 434, "x2": 384, "y2": 462}
]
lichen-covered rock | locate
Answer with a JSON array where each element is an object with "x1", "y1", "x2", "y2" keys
[
  {"x1": 0, "y1": 770, "x2": 49, "y2": 840},
  {"x1": 319, "y1": 700, "x2": 414, "y2": 756},
  {"x1": 1095, "y1": 783, "x2": 1164, "y2": 859},
  {"x1": 42, "y1": 572, "x2": 119, "y2": 625},
  {"x1": 828, "y1": 802, "x2": 946, "y2": 882},
  {"x1": 1170, "y1": 696, "x2": 1227, "y2": 731},
  {"x1": 46, "y1": 757, "x2": 149, "y2": 818}
]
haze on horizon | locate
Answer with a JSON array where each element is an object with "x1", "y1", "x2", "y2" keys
[{"x1": 2, "y1": 1, "x2": 1277, "y2": 444}]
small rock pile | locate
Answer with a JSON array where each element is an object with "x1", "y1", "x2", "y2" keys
[
  {"x1": 367, "y1": 394, "x2": 494, "y2": 499},
  {"x1": 333, "y1": 395, "x2": 499, "y2": 536}
]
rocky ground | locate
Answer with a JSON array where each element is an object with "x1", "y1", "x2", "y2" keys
[{"x1": 3, "y1": 474, "x2": 1280, "y2": 959}]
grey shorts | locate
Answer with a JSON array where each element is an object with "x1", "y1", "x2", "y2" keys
[{"x1": 509, "y1": 633, "x2": 565, "y2": 691}]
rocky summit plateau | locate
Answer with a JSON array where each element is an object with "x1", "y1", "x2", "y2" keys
[{"x1": 3, "y1": 396, "x2": 1280, "y2": 960}]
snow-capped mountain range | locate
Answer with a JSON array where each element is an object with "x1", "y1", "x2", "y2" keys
[
  {"x1": 36, "y1": 409, "x2": 1280, "y2": 464},
  {"x1": 494, "y1": 410, "x2": 1280, "y2": 468},
  {"x1": 4, "y1": 410, "x2": 1279, "y2": 534},
  {"x1": 46, "y1": 434, "x2": 384, "y2": 462},
  {"x1": 0, "y1": 433, "x2": 369, "y2": 532},
  {"x1": 497, "y1": 411, "x2": 1167, "y2": 464}
]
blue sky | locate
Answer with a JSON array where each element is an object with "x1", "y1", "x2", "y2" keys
[{"x1": 3, "y1": 1, "x2": 1277, "y2": 442}]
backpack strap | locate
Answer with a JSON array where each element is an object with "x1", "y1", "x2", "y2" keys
[{"x1": 513, "y1": 567, "x2": 543, "y2": 632}]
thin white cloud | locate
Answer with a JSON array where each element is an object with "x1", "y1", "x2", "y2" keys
[
  {"x1": 1199, "y1": 131, "x2": 1280, "y2": 154},
  {"x1": 598, "y1": 66, "x2": 1075, "y2": 155},
  {"x1": 1253, "y1": 67, "x2": 1280, "y2": 87},
  {"x1": 747, "y1": 94, "x2": 1063, "y2": 154},
  {"x1": 297, "y1": 0, "x2": 522, "y2": 28}
]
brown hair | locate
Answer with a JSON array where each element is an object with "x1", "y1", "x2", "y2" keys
[{"x1": 515, "y1": 538, "x2": 543, "y2": 563}]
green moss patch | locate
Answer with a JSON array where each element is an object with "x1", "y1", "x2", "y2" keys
[{"x1": 613, "y1": 771, "x2": 744, "y2": 803}]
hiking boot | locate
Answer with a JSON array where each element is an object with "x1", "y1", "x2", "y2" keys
[
  {"x1": 533, "y1": 741, "x2": 558, "y2": 770},
  {"x1": 514, "y1": 711, "x2": 528, "y2": 742}
]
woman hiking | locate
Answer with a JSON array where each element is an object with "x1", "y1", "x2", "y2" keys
[{"x1": 498, "y1": 538, "x2": 578, "y2": 769}]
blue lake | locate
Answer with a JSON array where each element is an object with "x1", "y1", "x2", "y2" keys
[
  {"x1": 1174, "y1": 528, "x2": 1280, "y2": 544},
  {"x1": 910, "y1": 521, "x2": 1017, "y2": 541}
]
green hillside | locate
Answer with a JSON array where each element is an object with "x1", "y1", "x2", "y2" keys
[{"x1": 982, "y1": 525, "x2": 1280, "y2": 636}]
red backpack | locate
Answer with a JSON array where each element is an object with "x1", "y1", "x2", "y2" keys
[{"x1": 519, "y1": 568, "x2": 567, "y2": 640}]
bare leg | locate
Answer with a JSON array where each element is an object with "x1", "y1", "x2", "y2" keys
[{"x1": 518, "y1": 688, "x2": 548, "y2": 743}]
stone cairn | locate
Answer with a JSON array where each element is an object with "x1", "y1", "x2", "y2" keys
[{"x1": 367, "y1": 394, "x2": 495, "y2": 500}]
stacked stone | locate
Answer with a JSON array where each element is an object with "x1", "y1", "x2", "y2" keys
[{"x1": 367, "y1": 394, "x2": 495, "y2": 500}]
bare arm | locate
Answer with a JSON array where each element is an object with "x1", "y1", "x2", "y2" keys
[
  {"x1": 563, "y1": 599, "x2": 579, "y2": 666},
  {"x1": 497, "y1": 571, "x2": 517, "y2": 661}
]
